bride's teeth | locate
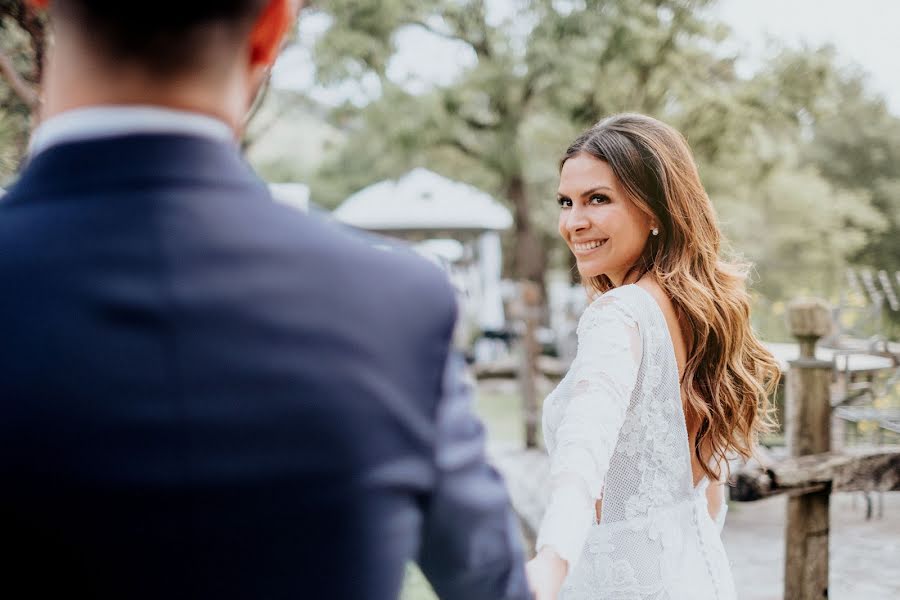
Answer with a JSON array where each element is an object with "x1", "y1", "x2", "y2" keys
[{"x1": 575, "y1": 240, "x2": 605, "y2": 251}]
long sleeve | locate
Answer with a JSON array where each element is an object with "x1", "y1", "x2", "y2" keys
[
  {"x1": 536, "y1": 294, "x2": 642, "y2": 570},
  {"x1": 418, "y1": 350, "x2": 531, "y2": 600}
]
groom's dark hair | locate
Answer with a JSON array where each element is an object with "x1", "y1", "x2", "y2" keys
[{"x1": 53, "y1": 0, "x2": 270, "y2": 74}]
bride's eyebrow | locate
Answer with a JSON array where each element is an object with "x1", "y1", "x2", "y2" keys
[
  {"x1": 557, "y1": 185, "x2": 614, "y2": 200},
  {"x1": 579, "y1": 185, "x2": 613, "y2": 197}
]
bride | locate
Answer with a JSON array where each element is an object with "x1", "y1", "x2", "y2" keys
[{"x1": 525, "y1": 114, "x2": 780, "y2": 600}]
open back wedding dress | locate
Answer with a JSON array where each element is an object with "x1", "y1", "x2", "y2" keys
[{"x1": 537, "y1": 284, "x2": 736, "y2": 600}]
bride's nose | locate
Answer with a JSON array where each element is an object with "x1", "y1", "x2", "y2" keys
[{"x1": 563, "y1": 205, "x2": 590, "y2": 234}]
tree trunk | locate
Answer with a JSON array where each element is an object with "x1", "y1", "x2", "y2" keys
[
  {"x1": 517, "y1": 281, "x2": 541, "y2": 449},
  {"x1": 506, "y1": 175, "x2": 546, "y2": 295}
]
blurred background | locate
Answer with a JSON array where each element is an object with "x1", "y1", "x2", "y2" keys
[{"x1": 2, "y1": 1, "x2": 899, "y2": 598}]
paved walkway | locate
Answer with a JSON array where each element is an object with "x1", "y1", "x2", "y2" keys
[
  {"x1": 491, "y1": 447, "x2": 900, "y2": 599},
  {"x1": 723, "y1": 491, "x2": 900, "y2": 599}
]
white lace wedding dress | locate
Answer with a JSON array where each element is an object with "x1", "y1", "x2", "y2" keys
[{"x1": 537, "y1": 284, "x2": 736, "y2": 600}]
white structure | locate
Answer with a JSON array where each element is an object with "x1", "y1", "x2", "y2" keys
[
  {"x1": 334, "y1": 168, "x2": 512, "y2": 233},
  {"x1": 764, "y1": 341, "x2": 894, "y2": 374},
  {"x1": 334, "y1": 169, "x2": 513, "y2": 353},
  {"x1": 268, "y1": 183, "x2": 311, "y2": 213},
  {"x1": 415, "y1": 238, "x2": 466, "y2": 265}
]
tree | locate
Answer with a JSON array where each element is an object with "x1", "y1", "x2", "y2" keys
[
  {"x1": 0, "y1": 0, "x2": 45, "y2": 183},
  {"x1": 0, "y1": 0, "x2": 43, "y2": 108},
  {"x1": 307, "y1": 0, "x2": 740, "y2": 291},
  {"x1": 803, "y1": 72, "x2": 900, "y2": 274}
]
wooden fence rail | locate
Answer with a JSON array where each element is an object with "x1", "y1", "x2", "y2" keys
[
  {"x1": 731, "y1": 449, "x2": 900, "y2": 501},
  {"x1": 731, "y1": 298, "x2": 900, "y2": 600}
]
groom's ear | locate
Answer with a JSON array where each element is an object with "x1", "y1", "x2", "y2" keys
[
  {"x1": 248, "y1": 0, "x2": 299, "y2": 68},
  {"x1": 28, "y1": 0, "x2": 50, "y2": 8}
]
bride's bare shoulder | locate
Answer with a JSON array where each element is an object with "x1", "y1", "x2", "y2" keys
[
  {"x1": 634, "y1": 278, "x2": 675, "y2": 319},
  {"x1": 635, "y1": 278, "x2": 688, "y2": 371}
]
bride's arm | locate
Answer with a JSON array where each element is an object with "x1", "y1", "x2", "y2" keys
[
  {"x1": 707, "y1": 479, "x2": 727, "y2": 532},
  {"x1": 527, "y1": 296, "x2": 642, "y2": 598}
]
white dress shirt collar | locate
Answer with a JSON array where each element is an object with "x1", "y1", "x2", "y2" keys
[{"x1": 29, "y1": 105, "x2": 236, "y2": 157}]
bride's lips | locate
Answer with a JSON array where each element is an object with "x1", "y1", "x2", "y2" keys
[{"x1": 571, "y1": 238, "x2": 608, "y2": 255}]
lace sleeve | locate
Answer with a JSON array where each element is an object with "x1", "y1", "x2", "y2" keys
[{"x1": 535, "y1": 294, "x2": 642, "y2": 570}]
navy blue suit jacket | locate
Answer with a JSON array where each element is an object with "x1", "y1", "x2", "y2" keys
[{"x1": 0, "y1": 134, "x2": 529, "y2": 600}]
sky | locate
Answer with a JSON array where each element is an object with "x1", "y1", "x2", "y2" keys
[
  {"x1": 272, "y1": 0, "x2": 900, "y2": 115},
  {"x1": 712, "y1": 0, "x2": 900, "y2": 115}
]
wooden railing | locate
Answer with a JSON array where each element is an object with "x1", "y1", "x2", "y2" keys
[{"x1": 730, "y1": 299, "x2": 900, "y2": 600}]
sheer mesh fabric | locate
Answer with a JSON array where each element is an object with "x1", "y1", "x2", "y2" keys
[{"x1": 537, "y1": 285, "x2": 736, "y2": 600}]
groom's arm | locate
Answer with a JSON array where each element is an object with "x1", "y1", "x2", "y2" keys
[{"x1": 417, "y1": 351, "x2": 532, "y2": 600}]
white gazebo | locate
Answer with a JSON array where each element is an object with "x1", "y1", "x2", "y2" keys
[
  {"x1": 333, "y1": 168, "x2": 512, "y2": 233},
  {"x1": 334, "y1": 168, "x2": 512, "y2": 347}
]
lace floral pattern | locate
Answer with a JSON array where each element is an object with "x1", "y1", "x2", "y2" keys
[{"x1": 538, "y1": 285, "x2": 736, "y2": 600}]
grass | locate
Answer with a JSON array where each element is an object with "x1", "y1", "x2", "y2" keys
[
  {"x1": 400, "y1": 564, "x2": 437, "y2": 600},
  {"x1": 475, "y1": 386, "x2": 530, "y2": 446}
]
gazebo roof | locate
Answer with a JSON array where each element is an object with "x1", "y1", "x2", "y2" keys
[{"x1": 333, "y1": 168, "x2": 512, "y2": 232}]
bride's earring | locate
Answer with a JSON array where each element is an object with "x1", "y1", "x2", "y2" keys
[{"x1": 651, "y1": 227, "x2": 659, "y2": 236}]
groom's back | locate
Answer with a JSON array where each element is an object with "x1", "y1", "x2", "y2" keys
[{"x1": 0, "y1": 135, "x2": 457, "y2": 599}]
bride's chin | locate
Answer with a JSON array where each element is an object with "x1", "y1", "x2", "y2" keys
[
  {"x1": 577, "y1": 270, "x2": 606, "y2": 282},
  {"x1": 576, "y1": 262, "x2": 606, "y2": 280}
]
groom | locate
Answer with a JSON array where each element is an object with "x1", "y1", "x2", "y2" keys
[{"x1": 0, "y1": 1, "x2": 530, "y2": 599}]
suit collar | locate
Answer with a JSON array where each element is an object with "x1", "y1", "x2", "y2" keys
[
  {"x1": 8, "y1": 133, "x2": 264, "y2": 200},
  {"x1": 29, "y1": 105, "x2": 235, "y2": 159}
]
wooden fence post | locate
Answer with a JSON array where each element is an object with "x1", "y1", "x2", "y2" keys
[{"x1": 784, "y1": 299, "x2": 833, "y2": 600}]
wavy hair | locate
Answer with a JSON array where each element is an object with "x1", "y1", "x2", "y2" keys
[{"x1": 562, "y1": 113, "x2": 780, "y2": 480}]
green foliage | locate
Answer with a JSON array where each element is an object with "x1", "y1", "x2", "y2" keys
[
  {"x1": 400, "y1": 564, "x2": 437, "y2": 600},
  {"x1": 304, "y1": 0, "x2": 749, "y2": 284},
  {"x1": 804, "y1": 73, "x2": 900, "y2": 272},
  {"x1": 245, "y1": 89, "x2": 344, "y2": 189},
  {"x1": 0, "y1": 8, "x2": 40, "y2": 185},
  {"x1": 0, "y1": 109, "x2": 24, "y2": 182},
  {"x1": 712, "y1": 153, "x2": 883, "y2": 301},
  {"x1": 300, "y1": 0, "x2": 898, "y2": 308}
]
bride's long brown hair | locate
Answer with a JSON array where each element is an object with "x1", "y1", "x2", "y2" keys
[{"x1": 563, "y1": 113, "x2": 780, "y2": 480}]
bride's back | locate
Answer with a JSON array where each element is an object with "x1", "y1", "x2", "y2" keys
[
  {"x1": 542, "y1": 285, "x2": 734, "y2": 599},
  {"x1": 599, "y1": 285, "x2": 694, "y2": 525}
]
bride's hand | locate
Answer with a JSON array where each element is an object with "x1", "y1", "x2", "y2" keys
[{"x1": 525, "y1": 547, "x2": 568, "y2": 600}]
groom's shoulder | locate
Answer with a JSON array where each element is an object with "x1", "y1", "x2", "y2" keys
[
  {"x1": 275, "y1": 207, "x2": 457, "y2": 317},
  {"x1": 335, "y1": 222, "x2": 456, "y2": 306}
]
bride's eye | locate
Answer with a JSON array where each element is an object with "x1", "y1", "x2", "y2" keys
[
  {"x1": 589, "y1": 194, "x2": 610, "y2": 204},
  {"x1": 558, "y1": 197, "x2": 572, "y2": 208}
]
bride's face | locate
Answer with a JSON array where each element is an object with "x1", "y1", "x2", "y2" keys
[{"x1": 557, "y1": 153, "x2": 655, "y2": 286}]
